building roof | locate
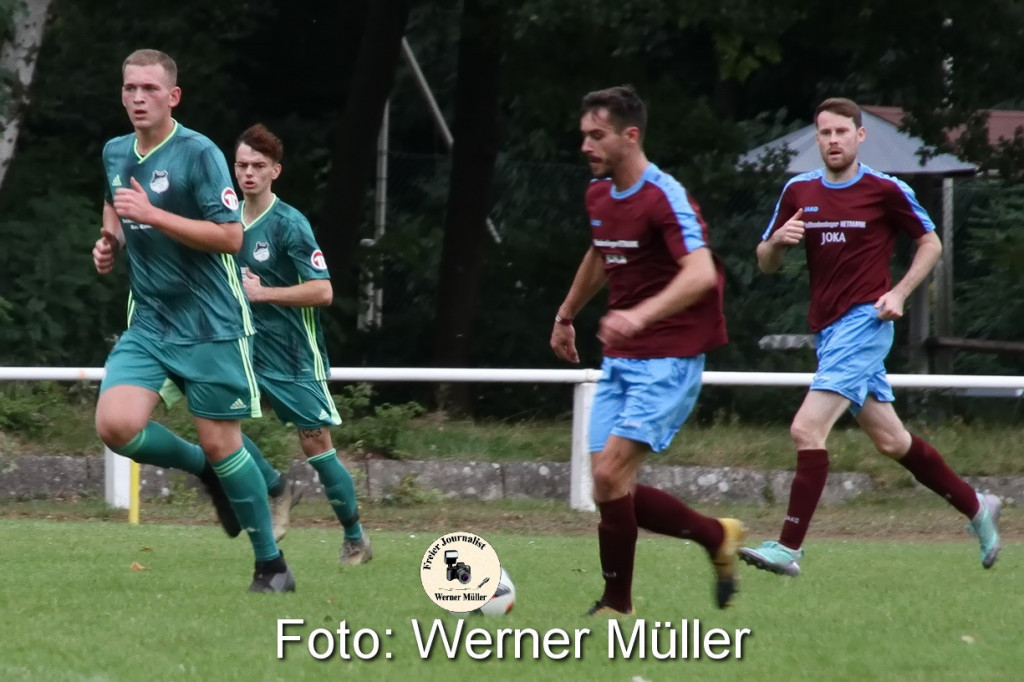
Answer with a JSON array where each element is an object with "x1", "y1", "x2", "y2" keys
[
  {"x1": 863, "y1": 105, "x2": 1024, "y2": 147},
  {"x1": 740, "y1": 110, "x2": 977, "y2": 176}
]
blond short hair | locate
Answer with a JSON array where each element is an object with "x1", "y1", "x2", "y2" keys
[{"x1": 122, "y1": 49, "x2": 178, "y2": 87}]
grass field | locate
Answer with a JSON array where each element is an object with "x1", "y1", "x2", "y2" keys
[{"x1": 0, "y1": 500, "x2": 1020, "y2": 682}]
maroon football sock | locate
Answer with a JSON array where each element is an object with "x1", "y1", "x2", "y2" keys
[
  {"x1": 778, "y1": 449, "x2": 829, "y2": 550},
  {"x1": 596, "y1": 494, "x2": 637, "y2": 612},
  {"x1": 898, "y1": 435, "x2": 979, "y2": 517},
  {"x1": 633, "y1": 484, "x2": 724, "y2": 555}
]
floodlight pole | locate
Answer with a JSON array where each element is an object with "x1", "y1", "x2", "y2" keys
[
  {"x1": 358, "y1": 100, "x2": 389, "y2": 331},
  {"x1": 400, "y1": 37, "x2": 501, "y2": 244}
]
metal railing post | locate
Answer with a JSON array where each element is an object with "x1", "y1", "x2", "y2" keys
[
  {"x1": 569, "y1": 381, "x2": 597, "y2": 511},
  {"x1": 104, "y1": 446, "x2": 131, "y2": 509}
]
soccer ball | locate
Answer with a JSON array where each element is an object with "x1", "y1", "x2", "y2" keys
[{"x1": 477, "y1": 567, "x2": 516, "y2": 617}]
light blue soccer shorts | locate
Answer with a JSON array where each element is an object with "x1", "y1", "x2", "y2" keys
[
  {"x1": 588, "y1": 355, "x2": 705, "y2": 453},
  {"x1": 811, "y1": 303, "x2": 895, "y2": 414}
]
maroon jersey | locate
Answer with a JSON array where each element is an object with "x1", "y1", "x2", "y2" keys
[
  {"x1": 586, "y1": 163, "x2": 727, "y2": 358},
  {"x1": 762, "y1": 164, "x2": 935, "y2": 332}
]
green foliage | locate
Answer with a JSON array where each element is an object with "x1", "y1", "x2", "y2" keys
[
  {"x1": 0, "y1": 383, "x2": 53, "y2": 437},
  {"x1": 238, "y1": 416, "x2": 298, "y2": 474},
  {"x1": 0, "y1": 381, "x2": 99, "y2": 448},
  {"x1": 0, "y1": 296, "x2": 12, "y2": 327},
  {"x1": 951, "y1": 183, "x2": 1024, "y2": 376},
  {"x1": 0, "y1": 190, "x2": 122, "y2": 365},
  {"x1": 332, "y1": 383, "x2": 425, "y2": 458},
  {"x1": 0, "y1": 0, "x2": 18, "y2": 38},
  {"x1": 4, "y1": 0, "x2": 1024, "y2": 424}
]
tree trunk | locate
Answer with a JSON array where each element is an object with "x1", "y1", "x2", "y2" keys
[
  {"x1": 0, "y1": 0, "x2": 52, "y2": 192},
  {"x1": 317, "y1": 0, "x2": 411, "y2": 323},
  {"x1": 431, "y1": 0, "x2": 505, "y2": 415}
]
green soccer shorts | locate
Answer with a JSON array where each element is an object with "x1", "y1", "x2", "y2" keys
[
  {"x1": 101, "y1": 328, "x2": 261, "y2": 420},
  {"x1": 258, "y1": 375, "x2": 341, "y2": 429}
]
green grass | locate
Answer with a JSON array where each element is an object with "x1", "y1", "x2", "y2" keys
[{"x1": 0, "y1": 516, "x2": 1020, "y2": 681}]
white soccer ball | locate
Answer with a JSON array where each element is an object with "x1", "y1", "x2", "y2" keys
[{"x1": 477, "y1": 567, "x2": 516, "y2": 617}]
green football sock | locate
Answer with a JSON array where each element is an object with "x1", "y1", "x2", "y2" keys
[
  {"x1": 212, "y1": 447, "x2": 279, "y2": 562},
  {"x1": 308, "y1": 449, "x2": 363, "y2": 541},
  {"x1": 116, "y1": 421, "x2": 206, "y2": 476},
  {"x1": 242, "y1": 433, "x2": 284, "y2": 496}
]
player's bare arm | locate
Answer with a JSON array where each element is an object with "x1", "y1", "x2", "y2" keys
[
  {"x1": 112, "y1": 177, "x2": 243, "y2": 253},
  {"x1": 757, "y1": 208, "x2": 804, "y2": 274},
  {"x1": 551, "y1": 247, "x2": 606, "y2": 364},
  {"x1": 242, "y1": 273, "x2": 332, "y2": 307},
  {"x1": 93, "y1": 202, "x2": 125, "y2": 274},
  {"x1": 598, "y1": 246, "x2": 717, "y2": 348},
  {"x1": 874, "y1": 230, "x2": 942, "y2": 321}
]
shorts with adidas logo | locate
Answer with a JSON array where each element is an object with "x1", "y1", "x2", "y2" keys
[
  {"x1": 101, "y1": 328, "x2": 261, "y2": 420},
  {"x1": 258, "y1": 376, "x2": 341, "y2": 429}
]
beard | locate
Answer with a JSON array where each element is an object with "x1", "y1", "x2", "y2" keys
[
  {"x1": 588, "y1": 159, "x2": 612, "y2": 178},
  {"x1": 824, "y1": 150, "x2": 856, "y2": 175}
]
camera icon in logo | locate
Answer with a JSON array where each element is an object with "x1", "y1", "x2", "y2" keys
[{"x1": 444, "y1": 549, "x2": 472, "y2": 584}]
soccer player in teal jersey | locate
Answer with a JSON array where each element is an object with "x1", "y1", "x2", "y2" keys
[
  {"x1": 232, "y1": 123, "x2": 371, "y2": 565},
  {"x1": 91, "y1": 49, "x2": 294, "y2": 592}
]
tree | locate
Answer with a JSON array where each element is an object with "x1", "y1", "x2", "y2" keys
[
  {"x1": 430, "y1": 0, "x2": 506, "y2": 413},
  {"x1": 0, "y1": 0, "x2": 52, "y2": 191},
  {"x1": 317, "y1": 0, "x2": 412, "y2": 325}
]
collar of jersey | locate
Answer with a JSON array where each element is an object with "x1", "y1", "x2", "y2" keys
[
  {"x1": 241, "y1": 194, "x2": 278, "y2": 230},
  {"x1": 820, "y1": 162, "x2": 865, "y2": 189},
  {"x1": 609, "y1": 163, "x2": 657, "y2": 200},
  {"x1": 133, "y1": 120, "x2": 180, "y2": 163}
]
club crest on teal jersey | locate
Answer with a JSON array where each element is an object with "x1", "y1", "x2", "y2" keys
[
  {"x1": 253, "y1": 241, "x2": 271, "y2": 262},
  {"x1": 150, "y1": 170, "x2": 170, "y2": 193}
]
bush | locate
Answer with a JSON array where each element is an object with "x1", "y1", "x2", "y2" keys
[{"x1": 333, "y1": 383, "x2": 425, "y2": 458}]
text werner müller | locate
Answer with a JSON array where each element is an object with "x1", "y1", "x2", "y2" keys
[{"x1": 277, "y1": 618, "x2": 751, "y2": 661}]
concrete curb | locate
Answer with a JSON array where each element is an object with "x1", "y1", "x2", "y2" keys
[{"x1": 1, "y1": 454, "x2": 1021, "y2": 506}]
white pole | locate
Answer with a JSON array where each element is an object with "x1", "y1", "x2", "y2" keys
[
  {"x1": 104, "y1": 446, "x2": 131, "y2": 509},
  {"x1": 570, "y1": 381, "x2": 597, "y2": 511}
]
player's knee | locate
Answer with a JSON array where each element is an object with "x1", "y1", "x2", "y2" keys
[
  {"x1": 870, "y1": 428, "x2": 910, "y2": 459},
  {"x1": 591, "y1": 458, "x2": 632, "y2": 501},
  {"x1": 789, "y1": 419, "x2": 825, "y2": 451},
  {"x1": 198, "y1": 432, "x2": 241, "y2": 460},
  {"x1": 299, "y1": 432, "x2": 333, "y2": 458},
  {"x1": 591, "y1": 460, "x2": 617, "y2": 499},
  {"x1": 95, "y1": 414, "x2": 145, "y2": 449}
]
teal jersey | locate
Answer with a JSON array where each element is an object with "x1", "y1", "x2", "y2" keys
[
  {"x1": 237, "y1": 196, "x2": 331, "y2": 381},
  {"x1": 103, "y1": 121, "x2": 253, "y2": 344}
]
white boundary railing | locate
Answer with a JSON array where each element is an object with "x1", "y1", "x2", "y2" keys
[{"x1": 4, "y1": 367, "x2": 1024, "y2": 513}]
